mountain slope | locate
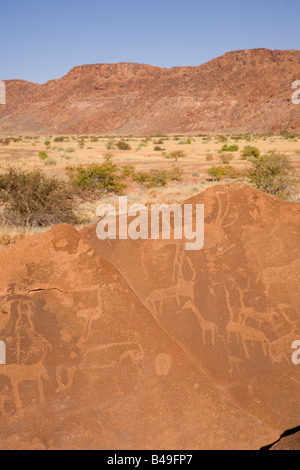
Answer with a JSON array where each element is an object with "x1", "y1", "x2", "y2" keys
[{"x1": 0, "y1": 48, "x2": 299, "y2": 134}]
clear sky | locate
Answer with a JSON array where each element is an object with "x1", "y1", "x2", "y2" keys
[{"x1": 1, "y1": 0, "x2": 299, "y2": 83}]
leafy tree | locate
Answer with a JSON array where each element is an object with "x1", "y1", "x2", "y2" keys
[{"x1": 169, "y1": 150, "x2": 186, "y2": 162}]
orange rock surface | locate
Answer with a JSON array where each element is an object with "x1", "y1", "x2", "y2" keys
[{"x1": 0, "y1": 184, "x2": 299, "y2": 449}]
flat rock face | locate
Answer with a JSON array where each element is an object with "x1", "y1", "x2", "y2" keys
[
  {"x1": 1, "y1": 48, "x2": 300, "y2": 134},
  {"x1": 0, "y1": 184, "x2": 299, "y2": 449},
  {"x1": 82, "y1": 184, "x2": 300, "y2": 434}
]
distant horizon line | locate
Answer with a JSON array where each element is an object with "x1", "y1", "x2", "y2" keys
[{"x1": 2, "y1": 47, "x2": 299, "y2": 86}]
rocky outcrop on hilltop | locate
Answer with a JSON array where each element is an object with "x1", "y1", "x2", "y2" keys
[
  {"x1": 0, "y1": 49, "x2": 299, "y2": 134},
  {"x1": 0, "y1": 184, "x2": 299, "y2": 449}
]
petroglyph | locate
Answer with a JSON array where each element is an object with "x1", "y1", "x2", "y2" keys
[
  {"x1": 0, "y1": 360, "x2": 49, "y2": 418},
  {"x1": 145, "y1": 244, "x2": 196, "y2": 315},
  {"x1": 226, "y1": 319, "x2": 269, "y2": 358},
  {"x1": 183, "y1": 300, "x2": 217, "y2": 346},
  {"x1": 82, "y1": 342, "x2": 144, "y2": 370}
]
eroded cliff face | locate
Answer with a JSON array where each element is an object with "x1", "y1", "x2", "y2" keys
[
  {"x1": 0, "y1": 184, "x2": 299, "y2": 449},
  {"x1": 1, "y1": 48, "x2": 299, "y2": 135}
]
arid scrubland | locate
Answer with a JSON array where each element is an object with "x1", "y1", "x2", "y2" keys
[{"x1": 0, "y1": 132, "x2": 299, "y2": 243}]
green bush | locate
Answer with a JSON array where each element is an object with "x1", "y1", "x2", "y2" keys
[
  {"x1": 38, "y1": 151, "x2": 48, "y2": 160},
  {"x1": 0, "y1": 168, "x2": 78, "y2": 226},
  {"x1": 221, "y1": 144, "x2": 239, "y2": 152},
  {"x1": 54, "y1": 137, "x2": 65, "y2": 143},
  {"x1": 242, "y1": 145, "x2": 260, "y2": 160},
  {"x1": 248, "y1": 152, "x2": 299, "y2": 199},
  {"x1": 65, "y1": 147, "x2": 75, "y2": 153},
  {"x1": 207, "y1": 166, "x2": 228, "y2": 181},
  {"x1": 68, "y1": 161, "x2": 126, "y2": 194}
]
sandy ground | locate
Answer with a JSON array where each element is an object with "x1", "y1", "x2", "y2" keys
[{"x1": 0, "y1": 133, "x2": 299, "y2": 236}]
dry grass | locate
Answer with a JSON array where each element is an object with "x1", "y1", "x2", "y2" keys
[{"x1": 0, "y1": 133, "x2": 299, "y2": 239}]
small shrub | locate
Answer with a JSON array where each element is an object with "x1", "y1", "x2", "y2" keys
[
  {"x1": 148, "y1": 169, "x2": 168, "y2": 187},
  {"x1": 168, "y1": 165, "x2": 183, "y2": 181},
  {"x1": 116, "y1": 141, "x2": 131, "y2": 151},
  {"x1": 207, "y1": 166, "x2": 228, "y2": 181},
  {"x1": 221, "y1": 144, "x2": 239, "y2": 152},
  {"x1": 0, "y1": 168, "x2": 78, "y2": 226},
  {"x1": 106, "y1": 141, "x2": 116, "y2": 150},
  {"x1": 38, "y1": 151, "x2": 48, "y2": 160},
  {"x1": 121, "y1": 165, "x2": 136, "y2": 178},
  {"x1": 242, "y1": 145, "x2": 260, "y2": 160},
  {"x1": 218, "y1": 153, "x2": 234, "y2": 164},
  {"x1": 216, "y1": 135, "x2": 228, "y2": 143},
  {"x1": 65, "y1": 147, "x2": 75, "y2": 153},
  {"x1": 68, "y1": 161, "x2": 126, "y2": 194},
  {"x1": 44, "y1": 157, "x2": 57, "y2": 165},
  {"x1": 248, "y1": 152, "x2": 299, "y2": 199}
]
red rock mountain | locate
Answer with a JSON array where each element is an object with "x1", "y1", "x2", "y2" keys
[
  {"x1": 0, "y1": 184, "x2": 299, "y2": 449},
  {"x1": 0, "y1": 48, "x2": 300, "y2": 135}
]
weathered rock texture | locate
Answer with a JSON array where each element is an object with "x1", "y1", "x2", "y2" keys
[
  {"x1": 0, "y1": 49, "x2": 300, "y2": 135},
  {"x1": 0, "y1": 184, "x2": 299, "y2": 449}
]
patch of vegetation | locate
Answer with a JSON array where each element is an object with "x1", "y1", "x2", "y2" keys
[
  {"x1": 0, "y1": 168, "x2": 79, "y2": 226},
  {"x1": 248, "y1": 152, "x2": 299, "y2": 199},
  {"x1": 169, "y1": 150, "x2": 186, "y2": 162},
  {"x1": 207, "y1": 166, "x2": 228, "y2": 181},
  {"x1": 38, "y1": 151, "x2": 48, "y2": 160},
  {"x1": 116, "y1": 140, "x2": 131, "y2": 151},
  {"x1": 67, "y1": 161, "x2": 126, "y2": 195},
  {"x1": 242, "y1": 145, "x2": 260, "y2": 160},
  {"x1": 220, "y1": 144, "x2": 239, "y2": 152},
  {"x1": 168, "y1": 165, "x2": 183, "y2": 181},
  {"x1": 44, "y1": 157, "x2": 57, "y2": 165},
  {"x1": 218, "y1": 153, "x2": 234, "y2": 164}
]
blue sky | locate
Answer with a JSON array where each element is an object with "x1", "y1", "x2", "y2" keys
[{"x1": 1, "y1": 0, "x2": 299, "y2": 83}]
